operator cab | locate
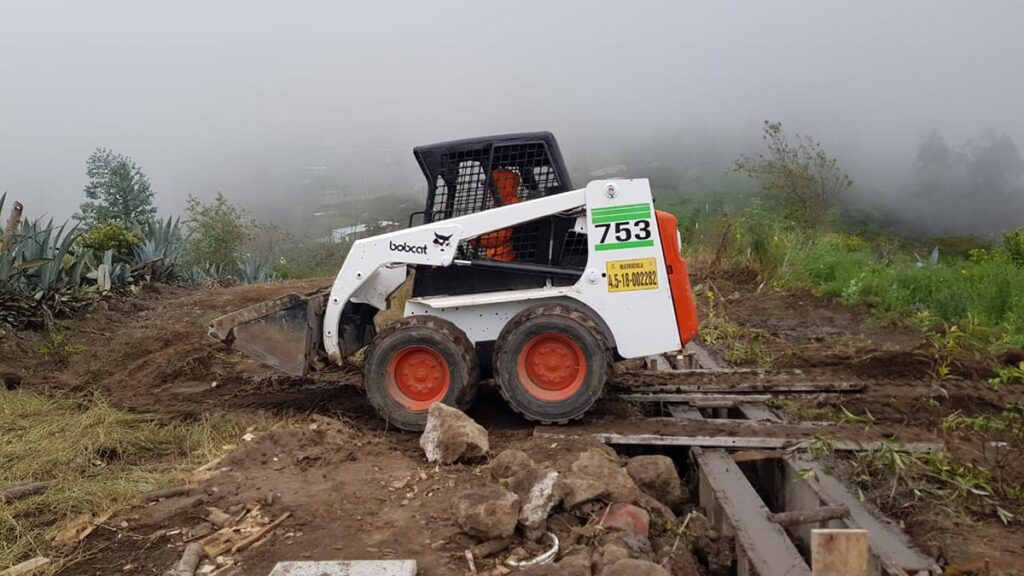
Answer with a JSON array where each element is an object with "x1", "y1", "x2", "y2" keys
[{"x1": 410, "y1": 132, "x2": 587, "y2": 297}]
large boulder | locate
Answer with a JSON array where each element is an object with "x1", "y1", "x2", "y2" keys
[
  {"x1": 625, "y1": 455, "x2": 685, "y2": 509},
  {"x1": 455, "y1": 487, "x2": 520, "y2": 539},
  {"x1": 601, "y1": 559, "x2": 670, "y2": 576},
  {"x1": 419, "y1": 403, "x2": 489, "y2": 464},
  {"x1": 510, "y1": 466, "x2": 563, "y2": 536},
  {"x1": 562, "y1": 449, "x2": 639, "y2": 508}
]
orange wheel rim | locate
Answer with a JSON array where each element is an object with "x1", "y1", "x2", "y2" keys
[
  {"x1": 386, "y1": 345, "x2": 450, "y2": 411},
  {"x1": 516, "y1": 332, "x2": 586, "y2": 401}
]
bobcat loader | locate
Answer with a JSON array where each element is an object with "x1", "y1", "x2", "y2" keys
[{"x1": 210, "y1": 132, "x2": 699, "y2": 430}]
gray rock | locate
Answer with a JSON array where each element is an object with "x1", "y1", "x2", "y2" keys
[
  {"x1": 560, "y1": 473, "x2": 607, "y2": 509},
  {"x1": 510, "y1": 466, "x2": 563, "y2": 532},
  {"x1": 625, "y1": 455, "x2": 685, "y2": 509},
  {"x1": 419, "y1": 403, "x2": 488, "y2": 464},
  {"x1": 455, "y1": 487, "x2": 520, "y2": 539},
  {"x1": 601, "y1": 559, "x2": 670, "y2": 576},
  {"x1": 488, "y1": 449, "x2": 535, "y2": 479},
  {"x1": 518, "y1": 549, "x2": 591, "y2": 576},
  {"x1": 594, "y1": 542, "x2": 630, "y2": 575},
  {"x1": 634, "y1": 492, "x2": 677, "y2": 533},
  {"x1": 567, "y1": 449, "x2": 640, "y2": 504}
]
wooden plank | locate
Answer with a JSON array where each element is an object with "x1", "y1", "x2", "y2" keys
[
  {"x1": 737, "y1": 402, "x2": 783, "y2": 422},
  {"x1": 693, "y1": 448, "x2": 811, "y2": 576},
  {"x1": 0, "y1": 557, "x2": 50, "y2": 576},
  {"x1": 667, "y1": 404, "x2": 704, "y2": 419},
  {"x1": 616, "y1": 380, "x2": 865, "y2": 393},
  {"x1": 534, "y1": 430, "x2": 944, "y2": 454},
  {"x1": 812, "y1": 529, "x2": 869, "y2": 576},
  {"x1": 619, "y1": 393, "x2": 772, "y2": 406},
  {"x1": 785, "y1": 456, "x2": 938, "y2": 575},
  {"x1": 769, "y1": 506, "x2": 850, "y2": 527}
]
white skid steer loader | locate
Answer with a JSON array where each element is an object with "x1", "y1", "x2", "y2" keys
[{"x1": 210, "y1": 132, "x2": 699, "y2": 430}]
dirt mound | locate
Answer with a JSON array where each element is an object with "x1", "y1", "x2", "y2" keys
[{"x1": 21, "y1": 279, "x2": 365, "y2": 415}]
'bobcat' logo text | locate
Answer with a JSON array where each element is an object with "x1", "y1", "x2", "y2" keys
[{"x1": 389, "y1": 241, "x2": 428, "y2": 255}]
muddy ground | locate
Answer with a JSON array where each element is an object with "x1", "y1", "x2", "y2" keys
[{"x1": 5, "y1": 271, "x2": 1024, "y2": 574}]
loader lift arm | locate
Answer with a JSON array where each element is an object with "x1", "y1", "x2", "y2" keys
[{"x1": 321, "y1": 188, "x2": 588, "y2": 364}]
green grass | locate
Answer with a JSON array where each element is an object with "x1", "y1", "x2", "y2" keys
[
  {"x1": 688, "y1": 202, "x2": 1024, "y2": 352},
  {"x1": 0, "y1": 392, "x2": 283, "y2": 570}
]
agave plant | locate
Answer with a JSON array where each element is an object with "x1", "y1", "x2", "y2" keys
[
  {"x1": 132, "y1": 216, "x2": 184, "y2": 282},
  {"x1": 236, "y1": 253, "x2": 278, "y2": 284},
  {"x1": 85, "y1": 249, "x2": 133, "y2": 292},
  {"x1": 183, "y1": 262, "x2": 230, "y2": 287},
  {"x1": 1, "y1": 193, "x2": 93, "y2": 327}
]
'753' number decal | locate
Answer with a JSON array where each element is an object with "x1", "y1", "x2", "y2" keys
[{"x1": 594, "y1": 219, "x2": 653, "y2": 251}]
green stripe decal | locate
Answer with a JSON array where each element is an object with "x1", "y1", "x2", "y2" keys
[
  {"x1": 591, "y1": 203, "x2": 652, "y2": 224},
  {"x1": 592, "y1": 212, "x2": 650, "y2": 224},
  {"x1": 595, "y1": 239, "x2": 655, "y2": 251},
  {"x1": 591, "y1": 203, "x2": 651, "y2": 216}
]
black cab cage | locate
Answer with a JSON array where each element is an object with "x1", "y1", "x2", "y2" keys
[{"x1": 412, "y1": 131, "x2": 574, "y2": 224}]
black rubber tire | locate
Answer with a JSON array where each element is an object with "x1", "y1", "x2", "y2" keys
[
  {"x1": 494, "y1": 304, "x2": 611, "y2": 424},
  {"x1": 364, "y1": 316, "x2": 480, "y2": 431}
]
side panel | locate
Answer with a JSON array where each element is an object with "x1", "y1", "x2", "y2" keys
[{"x1": 572, "y1": 180, "x2": 682, "y2": 357}]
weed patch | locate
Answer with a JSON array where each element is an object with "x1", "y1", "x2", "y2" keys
[
  {"x1": 843, "y1": 442, "x2": 1021, "y2": 525},
  {"x1": 0, "y1": 392, "x2": 283, "y2": 569}
]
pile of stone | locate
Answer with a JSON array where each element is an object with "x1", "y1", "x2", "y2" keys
[{"x1": 419, "y1": 404, "x2": 734, "y2": 576}]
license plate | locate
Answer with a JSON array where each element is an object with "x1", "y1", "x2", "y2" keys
[{"x1": 606, "y1": 258, "x2": 659, "y2": 292}]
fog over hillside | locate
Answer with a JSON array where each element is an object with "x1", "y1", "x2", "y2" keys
[{"x1": 3, "y1": 1, "x2": 1023, "y2": 236}]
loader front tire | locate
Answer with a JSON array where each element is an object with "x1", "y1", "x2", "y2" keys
[
  {"x1": 494, "y1": 304, "x2": 610, "y2": 425},
  {"x1": 364, "y1": 316, "x2": 479, "y2": 431}
]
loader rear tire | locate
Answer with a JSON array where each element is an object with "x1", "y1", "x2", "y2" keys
[
  {"x1": 364, "y1": 316, "x2": 480, "y2": 431},
  {"x1": 494, "y1": 304, "x2": 611, "y2": 425}
]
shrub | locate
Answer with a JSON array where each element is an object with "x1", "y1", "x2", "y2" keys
[
  {"x1": 1004, "y1": 226, "x2": 1024, "y2": 268},
  {"x1": 734, "y1": 120, "x2": 853, "y2": 227},
  {"x1": 79, "y1": 222, "x2": 141, "y2": 256},
  {"x1": 184, "y1": 193, "x2": 251, "y2": 269}
]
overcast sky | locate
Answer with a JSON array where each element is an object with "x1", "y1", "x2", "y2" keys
[{"x1": 3, "y1": 1, "x2": 1023, "y2": 222}]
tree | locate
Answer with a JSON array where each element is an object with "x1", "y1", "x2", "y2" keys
[
  {"x1": 965, "y1": 130, "x2": 1024, "y2": 199},
  {"x1": 734, "y1": 121, "x2": 852, "y2": 226},
  {"x1": 913, "y1": 129, "x2": 960, "y2": 202},
  {"x1": 184, "y1": 192, "x2": 250, "y2": 267},
  {"x1": 75, "y1": 148, "x2": 156, "y2": 228}
]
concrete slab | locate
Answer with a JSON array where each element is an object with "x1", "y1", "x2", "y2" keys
[
  {"x1": 693, "y1": 447, "x2": 812, "y2": 576},
  {"x1": 269, "y1": 560, "x2": 417, "y2": 576}
]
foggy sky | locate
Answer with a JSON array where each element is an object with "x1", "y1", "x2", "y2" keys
[{"x1": 3, "y1": 1, "x2": 1024, "y2": 225}]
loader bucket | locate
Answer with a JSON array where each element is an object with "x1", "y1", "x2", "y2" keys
[{"x1": 208, "y1": 290, "x2": 327, "y2": 376}]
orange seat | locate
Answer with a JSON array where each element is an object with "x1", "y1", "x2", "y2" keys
[{"x1": 476, "y1": 169, "x2": 521, "y2": 261}]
